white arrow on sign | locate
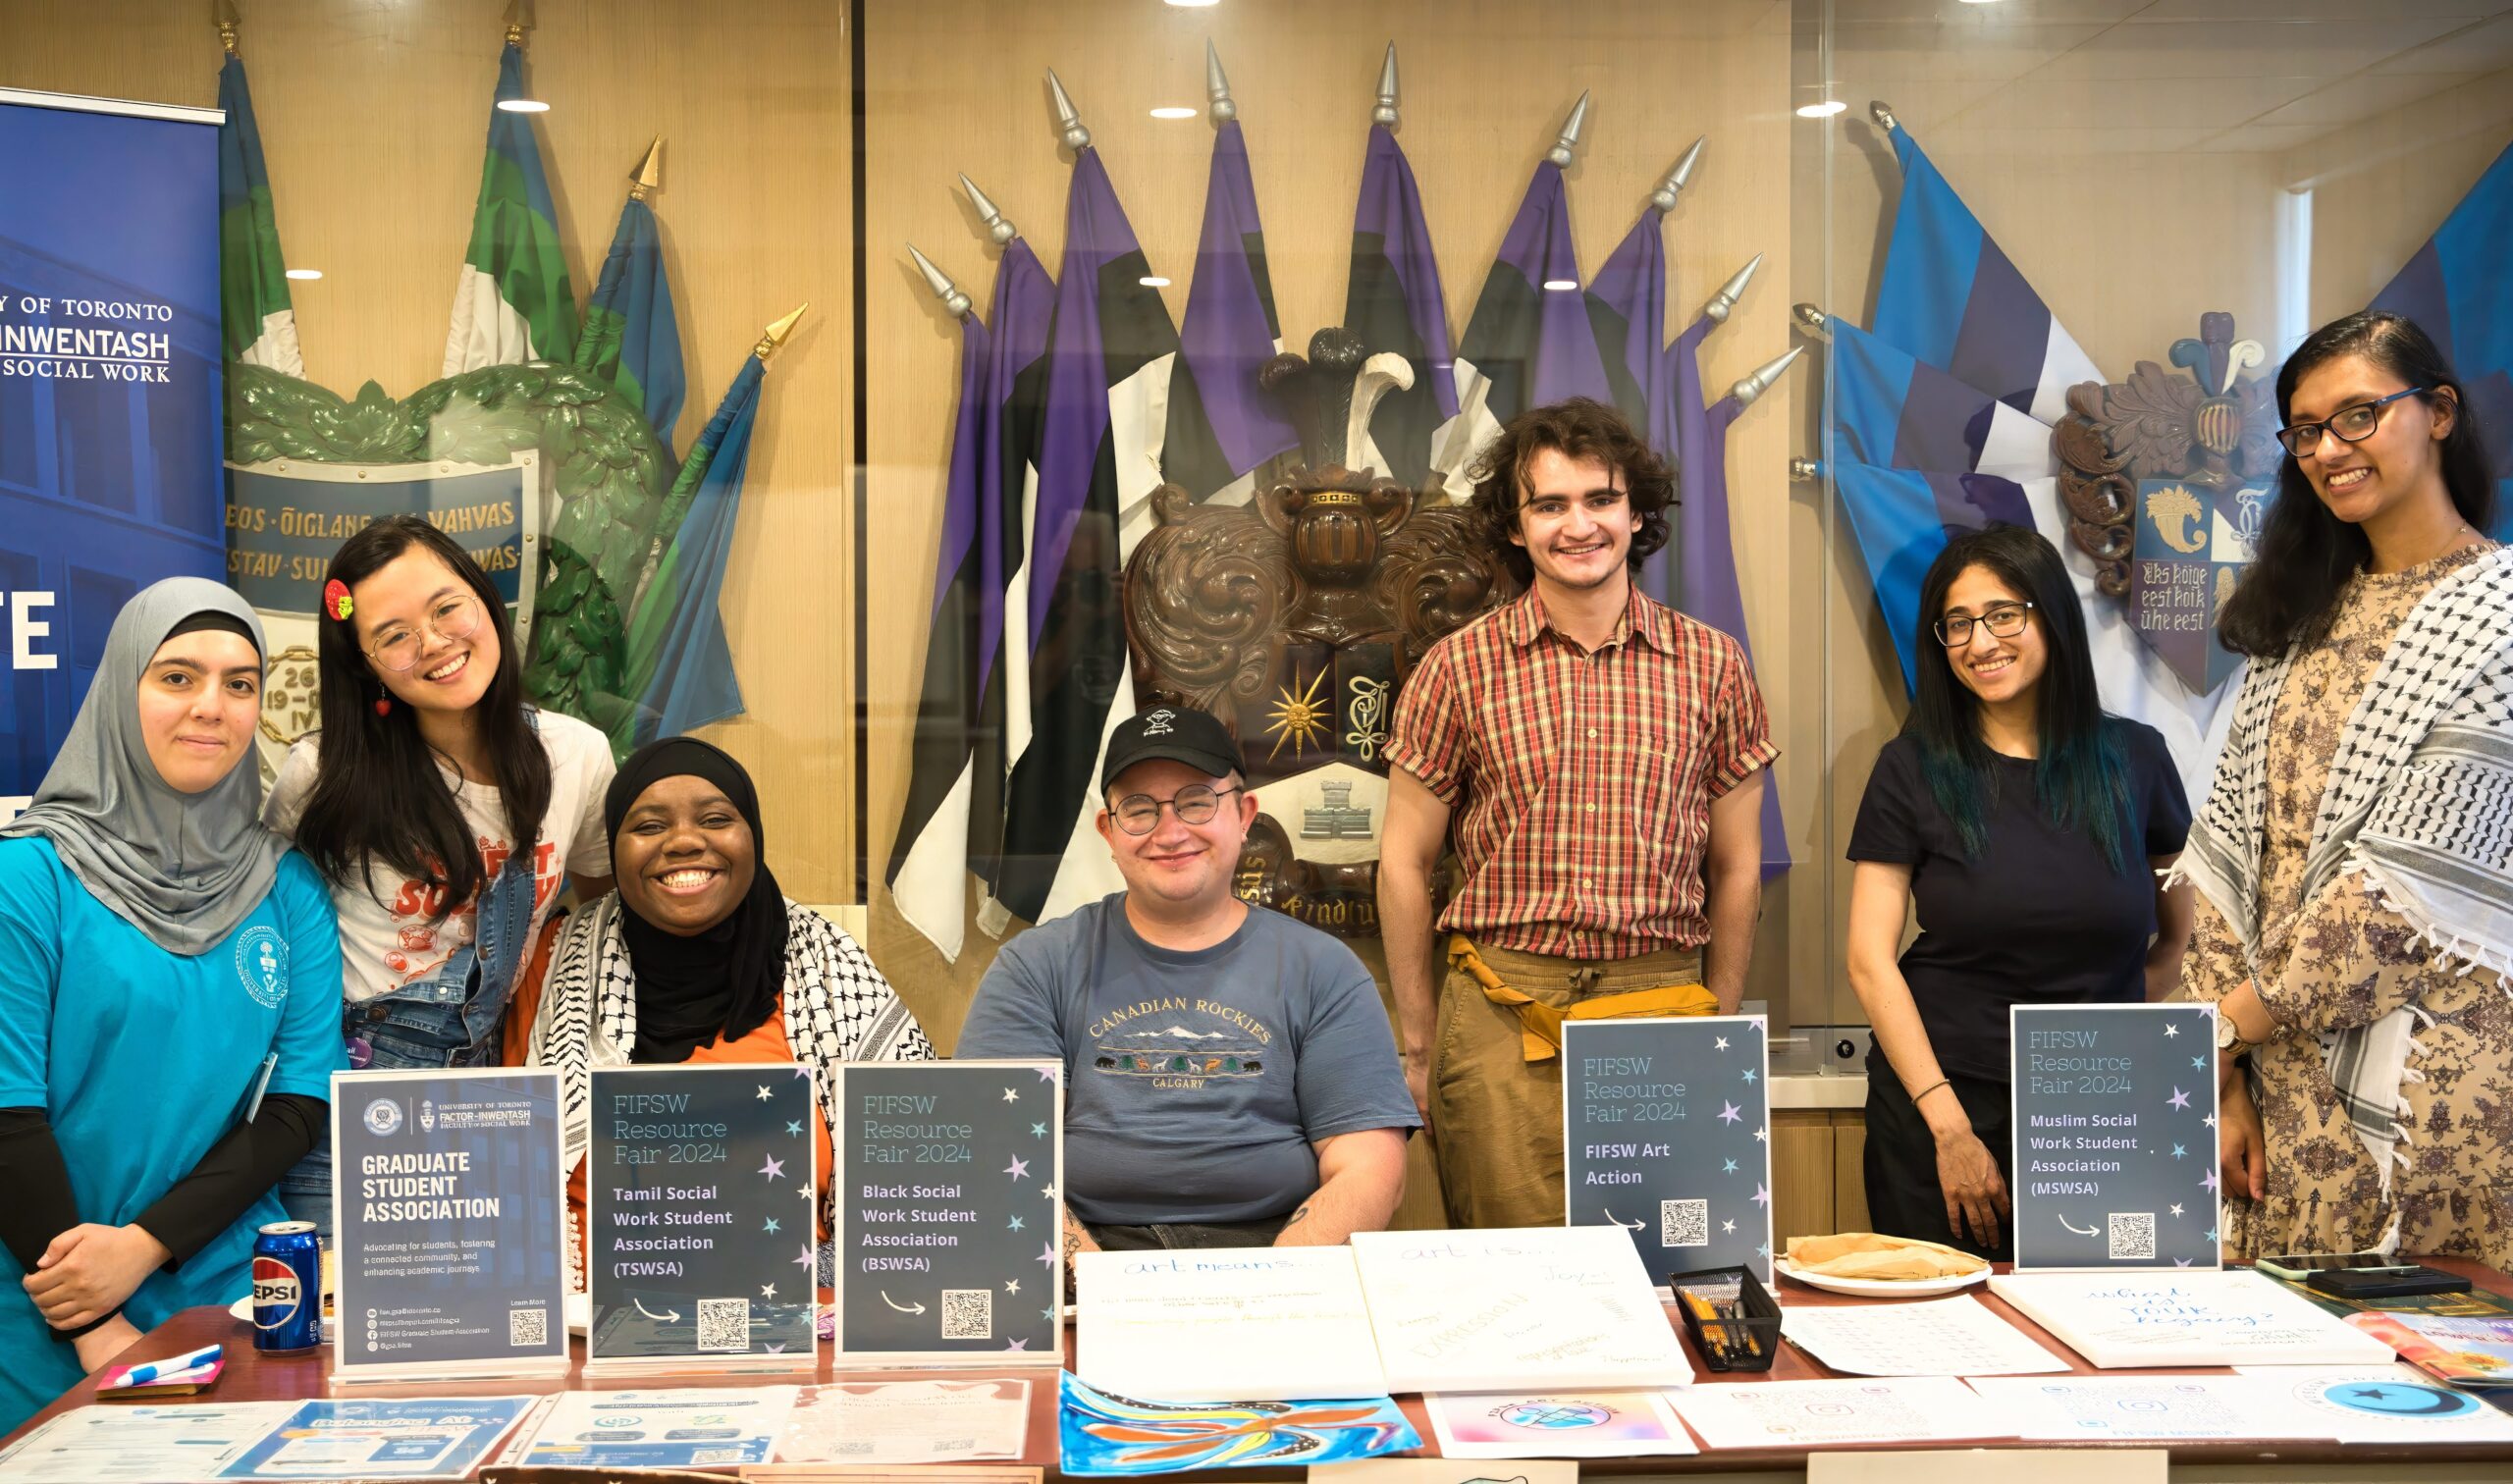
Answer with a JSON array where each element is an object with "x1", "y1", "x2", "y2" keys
[
  {"x1": 882, "y1": 1292, "x2": 928, "y2": 1315},
  {"x1": 633, "y1": 1297, "x2": 683, "y2": 1323},
  {"x1": 1601, "y1": 1208, "x2": 1646, "y2": 1233},
  {"x1": 2058, "y1": 1213, "x2": 2099, "y2": 1237}
]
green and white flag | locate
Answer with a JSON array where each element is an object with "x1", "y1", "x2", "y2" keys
[
  {"x1": 216, "y1": 54, "x2": 301, "y2": 375},
  {"x1": 444, "y1": 41, "x2": 577, "y2": 374}
]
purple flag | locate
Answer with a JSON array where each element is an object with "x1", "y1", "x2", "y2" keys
[
  {"x1": 889, "y1": 240, "x2": 1055, "y2": 960},
  {"x1": 1439, "y1": 161, "x2": 1612, "y2": 480},
  {"x1": 996, "y1": 150, "x2": 1178, "y2": 926},
  {"x1": 1585, "y1": 205, "x2": 1673, "y2": 458},
  {"x1": 1162, "y1": 119, "x2": 1295, "y2": 503},
  {"x1": 1346, "y1": 124, "x2": 1456, "y2": 492}
]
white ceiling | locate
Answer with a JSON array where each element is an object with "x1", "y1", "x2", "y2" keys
[{"x1": 1827, "y1": 0, "x2": 2513, "y2": 153}]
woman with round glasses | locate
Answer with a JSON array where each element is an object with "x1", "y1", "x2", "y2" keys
[
  {"x1": 2185, "y1": 310, "x2": 2512, "y2": 1268},
  {"x1": 1846, "y1": 526, "x2": 2193, "y2": 1256},
  {"x1": 262, "y1": 515, "x2": 616, "y2": 1232}
]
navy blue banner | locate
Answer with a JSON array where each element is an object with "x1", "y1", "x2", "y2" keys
[
  {"x1": 0, "y1": 93, "x2": 225, "y2": 808},
  {"x1": 1563, "y1": 1016, "x2": 1775, "y2": 1285},
  {"x1": 2011, "y1": 1003, "x2": 2222, "y2": 1271}
]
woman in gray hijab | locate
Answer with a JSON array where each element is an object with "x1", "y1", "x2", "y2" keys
[{"x1": 0, "y1": 577, "x2": 346, "y2": 1431}]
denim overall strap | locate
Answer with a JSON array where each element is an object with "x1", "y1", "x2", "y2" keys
[{"x1": 348, "y1": 847, "x2": 540, "y2": 1070}]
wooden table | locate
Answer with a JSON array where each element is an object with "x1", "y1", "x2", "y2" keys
[{"x1": 11, "y1": 1260, "x2": 2513, "y2": 1481}]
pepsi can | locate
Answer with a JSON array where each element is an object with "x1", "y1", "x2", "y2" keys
[{"x1": 251, "y1": 1221, "x2": 322, "y2": 1352}]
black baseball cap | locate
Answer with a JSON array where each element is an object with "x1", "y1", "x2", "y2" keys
[{"x1": 1099, "y1": 704, "x2": 1245, "y2": 795}]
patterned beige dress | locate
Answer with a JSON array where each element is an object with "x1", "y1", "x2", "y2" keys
[{"x1": 2185, "y1": 545, "x2": 2513, "y2": 1268}]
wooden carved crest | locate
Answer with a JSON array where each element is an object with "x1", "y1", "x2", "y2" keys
[
  {"x1": 2055, "y1": 312, "x2": 2277, "y2": 694},
  {"x1": 1122, "y1": 329, "x2": 1517, "y2": 936}
]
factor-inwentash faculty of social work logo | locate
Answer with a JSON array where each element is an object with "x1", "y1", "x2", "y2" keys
[{"x1": 234, "y1": 925, "x2": 290, "y2": 1009}]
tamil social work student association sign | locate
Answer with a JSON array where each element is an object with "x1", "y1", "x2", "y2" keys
[{"x1": 0, "y1": 89, "x2": 228, "y2": 809}]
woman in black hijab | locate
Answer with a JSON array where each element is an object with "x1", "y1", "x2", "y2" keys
[{"x1": 520, "y1": 738, "x2": 932, "y2": 1283}]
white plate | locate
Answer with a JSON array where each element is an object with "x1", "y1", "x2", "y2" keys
[
  {"x1": 225, "y1": 1298, "x2": 337, "y2": 1341},
  {"x1": 1772, "y1": 1256, "x2": 1989, "y2": 1298}
]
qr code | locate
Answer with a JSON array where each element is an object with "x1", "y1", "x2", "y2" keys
[
  {"x1": 696, "y1": 1297, "x2": 751, "y2": 1352},
  {"x1": 691, "y1": 1449, "x2": 743, "y2": 1465},
  {"x1": 507, "y1": 1305, "x2": 547, "y2": 1348},
  {"x1": 1660, "y1": 1198, "x2": 1710, "y2": 1248},
  {"x1": 941, "y1": 1288, "x2": 993, "y2": 1340},
  {"x1": 2109, "y1": 1211, "x2": 2157, "y2": 1260}
]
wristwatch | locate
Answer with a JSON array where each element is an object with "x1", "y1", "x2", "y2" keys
[{"x1": 2215, "y1": 1011, "x2": 2249, "y2": 1053}]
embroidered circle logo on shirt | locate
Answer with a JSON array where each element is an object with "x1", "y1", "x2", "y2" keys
[
  {"x1": 234, "y1": 926, "x2": 290, "y2": 1009},
  {"x1": 363, "y1": 1097, "x2": 403, "y2": 1137}
]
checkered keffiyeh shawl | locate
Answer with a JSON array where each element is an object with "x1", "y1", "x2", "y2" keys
[
  {"x1": 527, "y1": 892, "x2": 933, "y2": 1283},
  {"x1": 2175, "y1": 545, "x2": 2513, "y2": 1192}
]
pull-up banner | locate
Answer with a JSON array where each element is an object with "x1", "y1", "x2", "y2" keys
[{"x1": 0, "y1": 89, "x2": 226, "y2": 811}]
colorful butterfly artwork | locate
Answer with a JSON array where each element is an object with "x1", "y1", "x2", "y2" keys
[{"x1": 1059, "y1": 1372, "x2": 1420, "y2": 1475}]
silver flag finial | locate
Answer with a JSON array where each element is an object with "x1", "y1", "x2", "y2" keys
[
  {"x1": 1206, "y1": 40, "x2": 1235, "y2": 123},
  {"x1": 1651, "y1": 136, "x2": 1706, "y2": 212},
  {"x1": 1731, "y1": 345, "x2": 1805, "y2": 408},
  {"x1": 1870, "y1": 99, "x2": 1898, "y2": 132},
  {"x1": 959, "y1": 174, "x2": 1017, "y2": 245},
  {"x1": 1372, "y1": 43, "x2": 1400, "y2": 128},
  {"x1": 1791, "y1": 301, "x2": 1829, "y2": 334},
  {"x1": 907, "y1": 244, "x2": 972, "y2": 319},
  {"x1": 1546, "y1": 90, "x2": 1591, "y2": 169},
  {"x1": 1703, "y1": 253, "x2": 1764, "y2": 325},
  {"x1": 1046, "y1": 68, "x2": 1091, "y2": 151},
  {"x1": 1790, "y1": 457, "x2": 1824, "y2": 482}
]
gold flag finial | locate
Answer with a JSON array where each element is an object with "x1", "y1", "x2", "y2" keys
[
  {"x1": 504, "y1": 0, "x2": 534, "y2": 46},
  {"x1": 755, "y1": 303, "x2": 809, "y2": 361},
  {"x1": 628, "y1": 137, "x2": 665, "y2": 201},
  {"x1": 213, "y1": 0, "x2": 241, "y2": 55}
]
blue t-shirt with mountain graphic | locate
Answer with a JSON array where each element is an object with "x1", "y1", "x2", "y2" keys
[{"x1": 957, "y1": 894, "x2": 1418, "y2": 1226}]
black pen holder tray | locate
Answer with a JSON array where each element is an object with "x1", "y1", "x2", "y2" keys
[{"x1": 1667, "y1": 1263, "x2": 1782, "y2": 1372}]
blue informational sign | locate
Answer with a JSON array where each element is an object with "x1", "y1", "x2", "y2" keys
[
  {"x1": 2010, "y1": 1002, "x2": 2223, "y2": 1270},
  {"x1": 832, "y1": 1060, "x2": 1063, "y2": 1363},
  {"x1": 218, "y1": 1397, "x2": 534, "y2": 1481},
  {"x1": 0, "y1": 92, "x2": 226, "y2": 806},
  {"x1": 329, "y1": 1068, "x2": 570, "y2": 1378},
  {"x1": 1561, "y1": 1016, "x2": 1775, "y2": 1285},
  {"x1": 586, "y1": 1065, "x2": 818, "y2": 1366}
]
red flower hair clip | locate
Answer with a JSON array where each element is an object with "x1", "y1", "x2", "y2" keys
[{"x1": 323, "y1": 579, "x2": 354, "y2": 622}]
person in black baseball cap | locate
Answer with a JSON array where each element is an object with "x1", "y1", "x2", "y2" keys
[{"x1": 957, "y1": 702, "x2": 1418, "y2": 1268}]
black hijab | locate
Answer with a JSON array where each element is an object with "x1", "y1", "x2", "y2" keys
[{"x1": 604, "y1": 737, "x2": 789, "y2": 1063}]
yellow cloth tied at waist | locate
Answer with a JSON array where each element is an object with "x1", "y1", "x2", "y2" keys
[{"x1": 1448, "y1": 935, "x2": 1718, "y2": 1063}]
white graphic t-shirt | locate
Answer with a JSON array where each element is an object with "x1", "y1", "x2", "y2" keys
[{"x1": 264, "y1": 711, "x2": 615, "y2": 1003}]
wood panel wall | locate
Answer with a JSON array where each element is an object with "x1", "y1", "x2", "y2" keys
[{"x1": 3, "y1": 0, "x2": 860, "y2": 903}]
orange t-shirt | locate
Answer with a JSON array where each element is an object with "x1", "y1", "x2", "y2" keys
[{"x1": 507, "y1": 915, "x2": 836, "y2": 1278}]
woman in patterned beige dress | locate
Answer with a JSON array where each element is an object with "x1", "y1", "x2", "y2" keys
[{"x1": 2181, "y1": 311, "x2": 2513, "y2": 1269}]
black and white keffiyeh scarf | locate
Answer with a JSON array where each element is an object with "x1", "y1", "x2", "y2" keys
[
  {"x1": 526, "y1": 892, "x2": 934, "y2": 1283},
  {"x1": 2175, "y1": 545, "x2": 2513, "y2": 1195}
]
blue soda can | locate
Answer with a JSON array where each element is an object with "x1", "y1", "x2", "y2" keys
[{"x1": 251, "y1": 1220, "x2": 322, "y2": 1352}]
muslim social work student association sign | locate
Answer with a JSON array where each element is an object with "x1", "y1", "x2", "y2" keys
[{"x1": 0, "y1": 90, "x2": 228, "y2": 809}]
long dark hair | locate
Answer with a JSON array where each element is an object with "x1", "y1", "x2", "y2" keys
[
  {"x1": 1466, "y1": 397, "x2": 1673, "y2": 587},
  {"x1": 292, "y1": 515, "x2": 553, "y2": 918},
  {"x1": 1907, "y1": 525, "x2": 2131, "y2": 873},
  {"x1": 2217, "y1": 311, "x2": 2495, "y2": 659}
]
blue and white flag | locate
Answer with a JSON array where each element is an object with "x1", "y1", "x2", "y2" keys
[
  {"x1": 577, "y1": 187, "x2": 686, "y2": 452},
  {"x1": 2373, "y1": 137, "x2": 2513, "y2": 538},
  {"x1": 1873, "y1": 118, "x2": 2099, "y2": 422},
  {"x1": 1827, "y1": 316, "x2": 2054, "y2": 483}
]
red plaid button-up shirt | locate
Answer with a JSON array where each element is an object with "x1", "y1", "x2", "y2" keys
[{"x1": 1381, "y1": 585, "x2": 1776, "y2": 958}]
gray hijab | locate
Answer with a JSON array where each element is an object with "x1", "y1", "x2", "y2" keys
[{"x1": 0, "y1": 577, "x2": 286, "y2": 955}]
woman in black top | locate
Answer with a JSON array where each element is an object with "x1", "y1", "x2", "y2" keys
[{"x1": 1845, "y1": 526, "x2": 2194, "y2": 1256}]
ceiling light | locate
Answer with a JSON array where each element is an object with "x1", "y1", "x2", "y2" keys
[
  {"x1": 496, "y1": 98, "x2": 551, "y2": 114},
  {"x1": 1541, "y1": 279, "x2": 1578, "y2": 292},
  {"x1": 284, "y1": 269, "x2": 323, "y2": 281},
  {"x1": 1164, "y1": 0, "x2": 1220, "y2": 7},
  {"x1": 1796, "y1": 100, "x2": 1847, "y2": 119},
  {"x1": 1140, "y1": 276, "x2": 1171, "y2": 288},
  {"x1": 1149, "y1": 106, "x2": 1198, "y2": 120},
  {"x1": 1957, "y1": 0, "x2": 2005, "y2": 6}
]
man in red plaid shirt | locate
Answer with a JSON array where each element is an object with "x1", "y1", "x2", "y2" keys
[{"x1": 1378, "y1": 398, "x2": 1776, "y2": 1230}]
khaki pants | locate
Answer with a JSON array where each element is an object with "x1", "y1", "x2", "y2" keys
[{"x1": 1428, "y1": 939, "x2": 1709, "y2": 1231}]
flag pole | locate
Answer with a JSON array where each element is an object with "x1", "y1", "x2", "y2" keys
[{"x1": 756, "y1": 303, "x2": 808, "y2": 363}]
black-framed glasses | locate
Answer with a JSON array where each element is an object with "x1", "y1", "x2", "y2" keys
[
  {"x1": 2274, "y1": 386, "x2": 2430, "y2": 458},
  {"x1": 364, "y1": 593, "x2": 485, "y2": 673},
  {"x1": 1111, "y1": 784, "x2": 1245, "y2": 835},
  {"x1": 1935, "y1": 601, "x2": 2034, "y2": 648}
]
